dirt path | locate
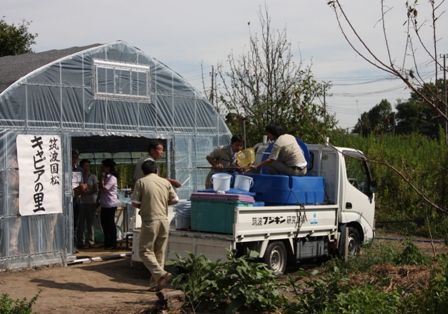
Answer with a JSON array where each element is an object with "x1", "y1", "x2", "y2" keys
[{"x1": 0, "y1": 247, "x2": 159, "y2": 314}]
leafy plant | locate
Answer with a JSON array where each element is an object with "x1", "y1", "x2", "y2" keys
[
  {"x1": 286, "y1": 266, "x2": 403, "y2": 313},
  {"x1": 401, "y1": 253, "x2": 448, "y2": 313},
  {"x1": 393, "y1": 239, "x2": 431, "y2": 266},
  {"x1": 285, "y1": 267, "x2": 349, "y2": 313},
  {"x1": 332, "y1": 285, "x2": 401, "y2": 314},
  {"x1": 324, "y1": 241, "x2": 401, "y2": 274},
  {"x1": 0, "y1": 290, "x2": 41, "y2": 314},
  {"x1": 218, "y1": 250, "x2": 287, "y2": 313},
  {"x1": 166, "y1": 252, "x2": 224, "y2": 311},
  {"x1": 166, "y1": 250, "x2": 287, "y2": 313}
]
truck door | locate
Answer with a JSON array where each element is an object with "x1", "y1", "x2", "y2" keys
[{"x1": 341, "y1": 150, "x2": 376, "y2": 241}]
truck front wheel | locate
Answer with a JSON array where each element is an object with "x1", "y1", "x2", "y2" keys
[
  {"x1": 264, "y1": 241, "x2": 287, "y2": 274},
  {"x1": 347, "y1": 227, "x2": 361, "y2": 256}
]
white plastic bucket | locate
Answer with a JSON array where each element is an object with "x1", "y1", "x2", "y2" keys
[
  {"x1": 211, "y1": 173, "x2": 232, "y2": 191},
  {"x1": 130, "y1": 210, "x2": 142, "y2": 230},
  {"x1": 175, "y1": 215, "x2": 191, "y2": 229},
  {"x1": 234, "y1": 175, "x2": 254, "y2": 191},
  {"x1": 173, "y1": 201, "x2": 191, "y2": 229}
]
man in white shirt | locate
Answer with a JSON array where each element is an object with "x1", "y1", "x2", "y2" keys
[
  {"x1": 246, "y1": 123, "x2": 307, "y2": 176},
  {"x1": 133, "y1": 139, "x2": 181, "y2": 188}
]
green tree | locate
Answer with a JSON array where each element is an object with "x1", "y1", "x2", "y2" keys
[
  {"x1": 353, "y1": 99, "x2": 393, "y2": 136},
  {"x1": 0, "y1": 18, "x2": 37, "y2": 57},
  {"x1": 217, "y1": 7, "x2": 337, "y2": 146},
  {"x1": 395, "y1": 81, "x2": 445, "y2": 138},
  {"x1": 353, "y1": 112, "x2": 371, "y2": 136}
]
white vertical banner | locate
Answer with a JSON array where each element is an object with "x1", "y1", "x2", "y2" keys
[{"x1": 17, "y1": 135, "x2": 63, "y2": 216}]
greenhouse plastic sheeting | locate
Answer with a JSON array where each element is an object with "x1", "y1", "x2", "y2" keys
[{"x1": 0, "y1": 41, "x2": 231, "y2": 270}]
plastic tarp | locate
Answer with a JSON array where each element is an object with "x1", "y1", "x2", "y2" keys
[{"x1": 0, "y1": 41, "x2": 231, "y2": 270}]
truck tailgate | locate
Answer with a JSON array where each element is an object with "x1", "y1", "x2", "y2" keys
[{"x1": 167, "y1": 230, "x2": 234, "y2": 262}]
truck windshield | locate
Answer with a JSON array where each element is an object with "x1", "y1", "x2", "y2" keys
[{"x1": 344, "y1": 153, "x2": 370, "y2": 196}]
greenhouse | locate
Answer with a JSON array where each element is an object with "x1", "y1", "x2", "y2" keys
[{"x1": 0, "y1": 41, "x2": 231, "y2": 270}]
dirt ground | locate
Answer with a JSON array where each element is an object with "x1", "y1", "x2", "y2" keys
[
  {"x1": 0, "y1": 246, "x2": 159, "y2": 314},
  {"x1": 1, "y1": 234, "x2": 448, "y2": 314}
]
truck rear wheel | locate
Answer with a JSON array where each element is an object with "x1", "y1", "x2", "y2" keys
[
  {"x1": 264, "y1": 241, "x2": 287, "y2": 273},
  {"x1": 347, "y1": 227, "x2": 361, "y2": 256}
]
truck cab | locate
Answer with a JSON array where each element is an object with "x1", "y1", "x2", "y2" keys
[{"x1": 307, "y1": 144, "x2": 376, "y2": 255}]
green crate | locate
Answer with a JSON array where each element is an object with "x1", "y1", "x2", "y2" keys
[{"x1": 191, "y1": 200, "x2": 253, "y2": 234}]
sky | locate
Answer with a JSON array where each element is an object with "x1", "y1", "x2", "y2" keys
[{"x1": 3, "y1": 0, "x2": 448, "y2": 130}]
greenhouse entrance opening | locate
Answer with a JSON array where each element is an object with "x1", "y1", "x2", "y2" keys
[{"x1": 71, "y1": 135, "x2": 171, "y2": 189}]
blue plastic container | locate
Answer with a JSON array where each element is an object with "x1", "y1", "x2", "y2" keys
[
  {"x1": 245, "y1": 173, "x2": 325, "y2": 205},
  {"x1": 289, "y1": 176, "x2": 325, "y2": 204},
  {"x1": 244, "y1": 173, "x2": 291, "y2": 204}
]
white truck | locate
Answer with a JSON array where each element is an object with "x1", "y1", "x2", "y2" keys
[{"x1": 157, "y1": 143, "x2": 376, "y2": 273}]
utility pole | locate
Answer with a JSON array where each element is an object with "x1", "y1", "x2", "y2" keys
[
  {"x1": 323, "y1": 85, "x2": 326, "y2": 112},
  {"x1": 441, "y1": 54, "x2": 448, "y2": 144},
  {"x1": 321, "y1": 82, "x2": 332, "y2": 114},
  {"x1": 209, "y1": 66, "x2": 215, "y2": 106}
]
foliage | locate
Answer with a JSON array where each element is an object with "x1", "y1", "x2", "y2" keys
[
  {"x1": 166, "y1": 250, "x2": 287, "y2": 313},
  {"x1": 394, "y1": 80, "x2": 446, "y2": 139},
  {"x1": 285, "y1": 267, "x2": 401, "y2": 314},
  {"x1": 0, "y1": 18, "x2": 37, "y2": 56},
  {"x1": 352, "y1": 80, "x2": 447, "y2": 140},
  {"x1": 332, "y1": 285, "x2": 401, "y2": 314},
  {"x1": 352, "y1": 99, "x2": 393, "y2": 137},
  {"x1": 330, "y1": 130, "x2": 448, "y2": 238},
  {"x1": 166, "y1": 242, "x2": 433, "y2": 313},
  {"x1": 285, "y1": 268, "x2": 346, "y2": 313},
  {"x1": 0, "y1": 290, "x2": 40, "y2": 314},
  {"x1": 393, "y1": 239, "x2": 431, "y2": 266},
  {"x1": 324, "y1": 241, "x2": 402, "y2": 274},
  {"x1": 285, "y1": 241, "x2": 443, "y2": 313},
  {"x1": 217, "y1": 7, "x2": 337, "y2": 146},
  {"x1": 413, "y1": 254, "x2": 448, "y2": 313}
]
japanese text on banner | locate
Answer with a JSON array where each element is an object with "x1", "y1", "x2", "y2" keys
[{"x1": 17, "y1": 135, "x2": 63, "y2": 216}]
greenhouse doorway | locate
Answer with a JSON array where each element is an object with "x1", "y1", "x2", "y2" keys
[{"x1": 71, "y1": 136, "x2": 171, "y2": 189}]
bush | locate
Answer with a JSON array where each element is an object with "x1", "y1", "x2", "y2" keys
[
  {"x1": 0, "y1": 290, "x2": 40, "y2": 314},
  {"x1": 324, "y1": 241, "x2": 402, "y2": 274},
  {"x1": 393, "y1": 239, "x2": 431, "y2": 266},
  {"x1": 331, "y1": 131, "x2": 448, "y2": 238},
  {"x1": 166, "y1": 250, "x2": 287, "y2": 313},
  {"x1": 405, "y1": 253, "x2": 448, "y2": 313}
]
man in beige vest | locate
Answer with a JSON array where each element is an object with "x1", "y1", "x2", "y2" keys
[
  {"x1": 246, "y1": 122, "x2": 307, "y2": 176},
  {"x1": 131, "y1": 160, "x2": 179, "y2": 292}
]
